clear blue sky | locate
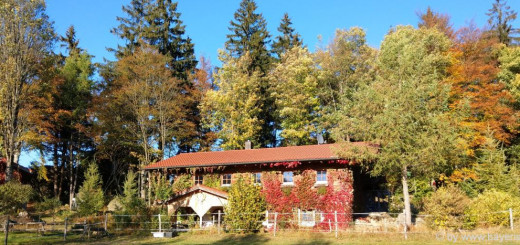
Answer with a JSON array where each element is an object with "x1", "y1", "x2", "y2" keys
[
  {"x1": 20, "y1": 0, "x2": 520, "y2": 166},
  {"x1": 45, "y1": 0, "x2": 520, "y2": 65}
]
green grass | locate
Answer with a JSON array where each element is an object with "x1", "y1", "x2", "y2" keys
[{"x1": 5, "y1": 230, "x2": 520, "y2": 244}]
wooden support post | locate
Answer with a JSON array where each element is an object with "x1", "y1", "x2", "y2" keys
[
  {"x1": 5, "y1": 216, "x2": 9, "y2": 245},
  {"x1": 510, "y1": 208, "x2": 514, "y2": 231},
  {"x1": 274, "y1": 212, "x2": 278, "y2": 237},
  {"x1": 334, "y1": 211, "x2": 338, "y2": 238},
  {"x1": 218, "y1": 210, "x2": 221, "y2": 235},
  {"x1": 64, "y1": 218, "x2": 68, "y2": 241},
  {"x1": 328, "y1": 219, "x2": 332, "y2": 233}
]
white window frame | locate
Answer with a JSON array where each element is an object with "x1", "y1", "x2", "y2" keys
[
  {"x1": 282, "y1": 171, "x2": 294, "y2": 185},
  {"x1": 222, "y1": 174, "x2": 232, "y2": 186},
  {"x1": 316, "y1": 170, "x2": 327, "y2": 185}
]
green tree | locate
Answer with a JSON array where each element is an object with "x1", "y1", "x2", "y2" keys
[
  {"x1": 224, "y1": 176, "x2": 265, "y2": 233},
  {"x1": 0, "y1": 0, "x2": 55, "y2": 181},
  {"x1": 225, "y1": 0, "x2": 275, "y2": 147},
  {"x1": 269, "y1": 47, "x2": 319, "y2": 146},
  {"x1": 112, "y1": 0, "x2": 203, "y2": 154},
  {"x1": 225, "y1": 0, "x2": 271, "y2": 75},
  {"x1": 201, "y1": 52, "x2": 263, "y2": 150},
  {"x1": 315, "y1": 28, "x2": 376, "y2": 139},
  {"x1": 119, "y1": 170, "x2": 146, "y2": 214},
  {"x1": 474, "y1": 136, "x2": 520, "y2": 196},
  {"x1": 487, "y1": 0, "x2": 519, "y2": 46},
  {"x1": 272, "y1": 13, "x2": 303, "y2": 59},
  {"x1": 0, "y1": 182, "x2": 33, "y2": 215},
  {"x1": 77, "y1": 163, "x2": 104, "y2": 216},
  {"x1": 335, "y1": 26, "x2": 459, "y2": 228},
  {"x1": 112, "y1": 0, "x2": 197, "y2": 77}
]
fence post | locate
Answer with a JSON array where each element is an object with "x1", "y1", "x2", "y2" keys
[
  {"x1": 510, "y1": 208, "x2": 514, "y2": 231},
  {"x1": 274, "y1": 212, "x2": 278, "y2": 237},
  {"x1": 297, "y1": 209, "x2": 301, "y2": 227},
  {"x1": 104, "y1": 213, "x2": 108, "y2": 232},
  {"x1": 334, "y1": 211, "x2": 338, "y2": 238},
  {"x1": 217, "y1": 210, "x2": 221, "y2": 235},
  {"x1": 4, "y1": 215, "x2": 9, "y2": 245},
  {"x1": 328, "y1": 219, "x2": 332, "y2": 233},
  {"x1": 265, "y1": 210, "x2": 268, "y2": 225},
  {"x1": 158, "y1": 214, "x2": 162, "y2": 232},
  {"x1": 403, "y1": 210, "x2": 407, "y2": 240},
  {"x1": 64, "y1": 218, "x2": 68, "y2": 241}
]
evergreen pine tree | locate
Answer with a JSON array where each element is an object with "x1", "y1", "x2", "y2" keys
[
  {"x1": 225, "y1": 0, "x2": 271, "y2": 75},
  {"x1": 77, "y1": 163, "x2": 104, "y2": 216},
  {"x1": 224, "y1": 0, "x2": 276, "y2": 147},
  {"x1": 120, "y1": 170, "x2": 146, "y2": 214},
  {"x1": 112, "y1": 0, "x2": 196, "y2": 79},
  {"x1": 487, "y1": 0, "x2": 519, "y2": 46},
  {"x1": 272, "y1": 13, "x2": 303, "y2": 59}
]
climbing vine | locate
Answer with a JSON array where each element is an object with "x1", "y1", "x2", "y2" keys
[{"x1": 261, "y1": 169, "x2": 354, "y2": 229}]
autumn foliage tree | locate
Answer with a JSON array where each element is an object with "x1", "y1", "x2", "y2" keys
[{"x1": 448, "y1": 26, "x2": 518, "y2": 149}]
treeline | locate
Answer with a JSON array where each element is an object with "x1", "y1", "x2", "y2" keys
[{"x1": 1, "y1": 0, "x2": 520, "y2": 226}]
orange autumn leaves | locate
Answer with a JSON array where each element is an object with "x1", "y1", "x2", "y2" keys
[{"x1": 448, "y1": 26, "x2": 518, "y2": 152}]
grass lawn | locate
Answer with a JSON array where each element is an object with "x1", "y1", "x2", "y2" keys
[{"x1": 5, "y1": 230, "x2": 520, "y2": 244}]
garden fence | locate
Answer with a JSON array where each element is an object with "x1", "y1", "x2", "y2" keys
[{"x1": 1, "y1": 208, "x2": 519, "y2": 243}]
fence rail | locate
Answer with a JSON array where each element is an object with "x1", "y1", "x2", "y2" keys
[{"x1": 2, "y1": 208, "x2": 519, "y2": 242}]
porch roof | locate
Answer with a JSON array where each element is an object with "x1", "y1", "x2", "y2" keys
[{"x1": 144, "y1": 142, "x2": 371, "y2": 170}]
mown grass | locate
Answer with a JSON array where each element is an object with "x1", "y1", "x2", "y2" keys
[{"x1": 5, "y1": 230, "x2": 520, "y2": 244}]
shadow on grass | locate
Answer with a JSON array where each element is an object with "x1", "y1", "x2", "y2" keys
[{"x1": 210, "y1": 233, "x2": 271, "y2": 245}]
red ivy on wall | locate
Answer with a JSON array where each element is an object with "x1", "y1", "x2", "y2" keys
[{"x1": 261, "y1": 169, "x2": 354, "y2": 229}]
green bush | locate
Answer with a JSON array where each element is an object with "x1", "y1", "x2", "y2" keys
[
  {"x1": 0, "y1": 182, "x2": 32, "y2": 214},
  {"x1": 77, "y1": 163, "x2": 105, "y2": 216},
  {"x1": 36, "y1": 197, "x2": 61, "y2": 216},
  {"x1": 465, "y1": 189, "x2": 520, "y2": 228},
  {"x1": 423, "y1": 185, "x2": 470, "y2": 230},
  {"x1": 224, "y1": 176, "x2": 266, "y2": 233}
]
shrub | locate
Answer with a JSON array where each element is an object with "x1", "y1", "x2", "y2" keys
[
  {"x1": 77, "y1": 163, "x2": 105, "y2": 216},
  {"x1": 423, "y1": 185, "x2": 470, "y2": 230},
  {"x1": 0, "y1": 181, "x2": 32, "y2": 214},
  {"x1": 225, "y1": 176, "x2": 266, "y2": 233},
  {"x1": 36, "y1": 197, "x2": 61, "y2": 216},
  {"x1": 465, "y1": 189, "x2": 520, "y2": 228}
]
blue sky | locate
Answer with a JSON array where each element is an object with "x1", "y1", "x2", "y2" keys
[
  {"x1": 45, "y1": 0, "x2": 520, "y2": 65},
  {"x1": 20, "y1": 0, "x2": 520, "y2": 166}
]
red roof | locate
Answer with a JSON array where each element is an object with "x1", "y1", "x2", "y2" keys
[{"x1": 144, "y1": 143, "x2": 369, "y2": 169}]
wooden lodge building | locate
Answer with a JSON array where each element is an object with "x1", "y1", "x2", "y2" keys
[{"x1": 143, "y1": 142, "x2": 386, "y2": 227}]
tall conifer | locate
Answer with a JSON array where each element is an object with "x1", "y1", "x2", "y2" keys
[{"x1": 272, "y1": 13, "x2": 303, "y2": 59}]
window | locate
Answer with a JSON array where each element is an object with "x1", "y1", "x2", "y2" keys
[
  {"x1": 195, "y1": 175, "x2": 203, "y2": 185},
  {"x1": 253, "y1": 173, "x2": 261, "y2": 184},
  {"x1": 222, "y1": 174, "x2": 232, "y2": 186},
  {"x1": 283, "y1": 171, "x2": 293, "y2": 184},
  {"x1": 316, "y1": 170, "x2": 327, "y2": 183}
]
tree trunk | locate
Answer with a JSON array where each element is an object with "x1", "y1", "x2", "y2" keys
[
  {"x1": 401, "y1": 165, "x2": 412, "y2": 229},
  {"x1": 53, "y1": 144, "x2": 59, "y2": 196},
  {"x1": 68, "y1": 140, "x2": 75, "y2": 208}
]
